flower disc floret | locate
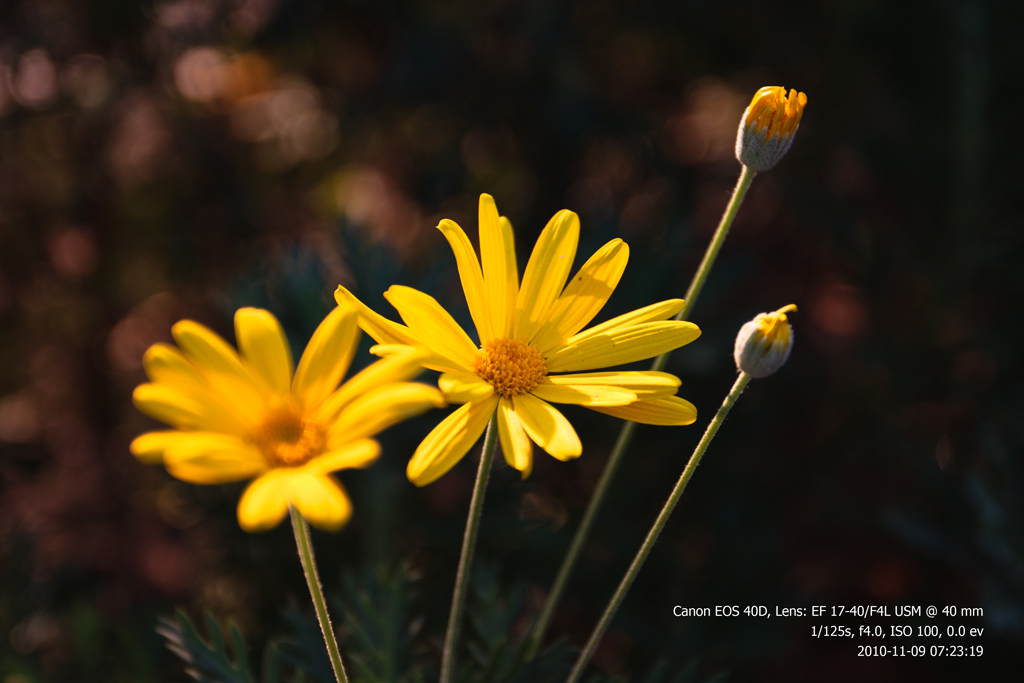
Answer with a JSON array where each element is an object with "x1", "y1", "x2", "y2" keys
[
  {"x1": 473, "y1": 338, "x2": 547, "y2": 398},
  {"x1": 253, "y1": 407, "x2": 327, "y2": 467}
]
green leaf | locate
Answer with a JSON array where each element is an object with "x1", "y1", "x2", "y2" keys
[
  {"x1": 276, "y1": 605, "x2": 336, "y2": 683},
  {"x1": 157, "y1": 610, "x2": 255, "y2": 683},
  {"x1": 334, "y1": 563, "x2": 424, "y2": 683}
]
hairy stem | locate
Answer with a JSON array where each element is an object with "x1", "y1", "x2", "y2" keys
[
  {"x1": 440, "y1": 413, "x2": 499, "y2": 683},
  {"x1": 290, "y1": 506, "x2": 349, "y2": 683},
  {"x1": 566, "y1": 372, "x2": 752, "y2": 682}
]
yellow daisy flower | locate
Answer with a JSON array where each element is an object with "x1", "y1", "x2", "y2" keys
[
  {"x1": 130, "y1": 305, "x2": 445, "y2": 531},
  {"x1": 335, "y1": 194, "x2": 701, "y2": 486}
]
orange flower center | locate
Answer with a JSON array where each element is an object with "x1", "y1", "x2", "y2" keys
[
  {"x1": 252, "y1": 407, "x2": 326, "y2": 467},
  {"x1": 473, "y1": 337, "x2": 547, "y2": 399}
]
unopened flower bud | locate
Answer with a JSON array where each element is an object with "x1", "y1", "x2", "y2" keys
[
  {"x1": 735, "y1": 87, "x2": 807, "y2": 171},
  {"x1": 734, "y1": 304, "x2": 797, "y2": 378}
]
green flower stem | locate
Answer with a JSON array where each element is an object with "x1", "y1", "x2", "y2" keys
[
  {"x1": 290, "y1": 505, "x2": 349, "y2": 683},
  {"x1": 566, "y1": 372, "x2": 752, "y2": 683},
  {"x1": 440, "y1": 413, "x2": 499, "y2": 683},
  {"x1": 673, "y1": 164, "x2": 757, "y2": 329},
  {"x1": 526, "y1": 165, "x2": 757, "y2": 659}
]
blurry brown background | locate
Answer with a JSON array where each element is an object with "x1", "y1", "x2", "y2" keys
[{"x1": 0, "y1": 0, "x2": 1021, "y2": 681}]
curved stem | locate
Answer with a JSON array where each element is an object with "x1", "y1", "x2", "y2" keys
[
  {"x1": 566, "y1": 372, "x2": 752, "y2": 683},
  {"x1": 526, "y1": 165, "x2": 757, "y2": 658},
  {"x1": 440, "y1": 413, "x2": 499, "y2": 683},
  {"x1": 290, "y1": 506, "x2": 349, "y2": 683}
]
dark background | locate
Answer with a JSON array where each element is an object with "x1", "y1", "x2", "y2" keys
[{"x1": 1, "y1": 0, "x2": 1021, "y2": 680}]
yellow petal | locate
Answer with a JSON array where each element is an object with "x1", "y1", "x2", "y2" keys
[
  {"x1": 287, "y1": 472, "x2": 353, "y2": 532},
  {"x1": 545, "y1": 321, "x2": 701, "y2": 373},
  {"x1": 478, "y1": 195, "x2": 517, "y2": 339},
  {"x1": 237, "y1": 470, "x2": 292, "y2": 532},
  {"x1": 543, "y1": 371, "x2": 681, "y2": 398},
  {"x1": 129, "y1": 430, "x2": 190, "y2": 464},
  {"x1": 335, "y1": 288, "x2": 466, "y2": 373},
  {"x1": 132, "y1": 383, "x2": 249, "y2": 434},
  {"x1": 327, "y1": 382, "x2": 446, "y2": 445},
  {"x1": 514, "y1": 210, "x2": 579, "y2": 343},
  {"x1": 438, "y1": 372, "x2": 494, "y2": 404},
  {"x1": 529, "y1": 381, "x2": 637, "y2": 406},
  {"x1": 497, "y1": 397, "x2": 532, "y2": 478},
  {"x1": 384, "y1": 285, "x2": 479, "y2": 370},
  {"x1": 234, "y1": 308, "x2": 294, "y2": 395},
  {"x1": 499, "y1": 216, "x2": 520, "y2": 334},
  {"x1": 335, "y1": 285, "x2": 419, "y2": 346},
  {"x1": 308, "y1": 439, "x2": 380, "y2": 474},
  {"x1": 164, "y1": 433, "x2": 267, "y2": 484},
  {"x1": 570, "y1": 299, "x2": 686, "y2": 344},
  {"x1": 532, "y1": 239, "x2": 629, "y2": 353},
  {"x1": 437, "y1": 218, "x2": 492, "y2": 343},
  {"x1": 171, "y1": 321, "x2": 266, "y2": 407},
  {"x1": 315, "y1": 347, "x2": 431, "y2": 423},
  {"x1": 367, "y1": 344, "x2": 465, "y2": 374},
  {"x1": 406, "y1": 396, "x2": 499, "y2": 486},
  {"x1": 142, "y1": 343, "x2": 207, "y2": 393},
  {"x1": 512, "y1": 393, "x2": 581, "y2": 461},
  {"x1": 142, "y1": 345, "x2": 253, "y2": 428},
  {"x1": 292, "y1": 305, "x2": 359, "y2": 410},
  {"x1": 589, "y1": 396, "x2": 698, "y2": 425}
]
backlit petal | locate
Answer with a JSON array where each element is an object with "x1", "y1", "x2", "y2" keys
[
  {"x1": 512, "y1": 393, "x2": 582, "y2": 461},
  {"x1": 384, "y1": 285, "x2": 479, "y2": 370},
  {"x1": 234, "y1": 308, "x2": 294, "y2": 395},
  {"x1": 545, "y1": 321, "x2": 701, "y2": 373},
  {"x1": 530, "y1": 381, "x2": 637, "y2": 406},
  {"x1": 406, "y1": 396, "x2": 499, "y2": 486},
  {"x1": 315, "y1": 347, "x2": 432, "y2": 423},
  {"x1": 335, "y1": 285, "x2": 420, "y2": 347},
  {"x1": 237, "y1": 471, "x2": 292, "y2": 532},
  {"x1": 589, "y1": 396, "x2": 698, "y2": 425},
  {"x1": 132, "y1": 383, "x2": 250, "y2": 434},
  {"x1": 327, "y1": 382, "x2": 446, "y2": 445},
  {"x1": 479, "y1": 195, "x2": 516, "y2": 339},
  {"x1": 437, "y1": 218, "x2": 492, "y2": 343},
  {"x1": 288, "y1": 472, "x2": 353, "y2": 532},
  {"x1": 497, "y1": 397, "x2": 532, "y2": 478},
  {"x1": 543, "y1": 371, "x2": 681, "y2": 398},
  {"x1": 569, "y1": 299, "x2": 686, "y2": 344},
  {"x1": 129, "y1": 430, "x2": 191, "y2": 464},
  {"x1": 164, "y1": 433, "x2": 267, "y2": 484},
  {"x1": 142, "y1": 343, "x2": 207, "y2": 393},
  {"x1": 308, "y1": 439, "x2": 380, "y2": 474},
  {"x1": 532, "y1": 239, "x2": 628, "y2": 353},
  {"x1": 498, "y1": 216, "x2": 519, "y2": 334},
  {"x1": 514, "y1": 210, "x2": 579, "y2": 343},
  {"x1": 292, "y1": 305, "x2": 359, "y2": 410},
  {"x1": 142, "y1": 344, "x2": 253, "y2": 428},
  {"x1": 438, "y1": 372, "x2": 494, "y2": 404},
  {"x1": 172, "y1": 321, "x2": 266, "y2": 408}
]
